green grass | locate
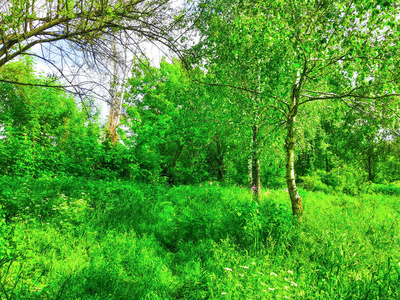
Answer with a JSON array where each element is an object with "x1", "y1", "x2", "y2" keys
[{"x1": 1, "y1": 177, "x2": 399, "y2": 299}]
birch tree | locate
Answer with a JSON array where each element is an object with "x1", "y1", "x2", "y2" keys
[
  {"x1": 191, "y1": 0, "x2": 400, "y2": 217},
  {"x1": 190, "y1": 0, "x2": 286, "y2": 203}
]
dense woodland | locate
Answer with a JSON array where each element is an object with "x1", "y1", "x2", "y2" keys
[{"x1": 1, "y1": 0, "x2": 400, "y2": 299}]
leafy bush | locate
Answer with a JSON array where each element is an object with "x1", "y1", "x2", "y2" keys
[
  {"x1": 150, "y1": 184, "x2": 294, "y2": 252},
  {"x1": 0, "y1": 205, "x2": 13, "y2": 263},
  {"x1": 300, "y1": 172, "x2": 332, "y2": 193},
  {"x1": 375, "y1": 156, "x2": 400, "y2": 183},
  {"x1": 301, "y1": 165, "x2": 367, "y2": 195},
  {"x1": 369, "y1": 183, "x2": 400, "y2": 196}
]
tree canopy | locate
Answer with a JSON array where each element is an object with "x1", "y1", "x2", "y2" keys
[
  {"x1": 0, "y1": 0, "x2": 185, "y2": 99},
  {"x1": 0, "y1": 0, "x2": 399, "y2": 218}
]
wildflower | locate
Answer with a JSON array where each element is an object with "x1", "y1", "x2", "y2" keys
[
  {"x1": 268, "y1": 287, "x2": 275, "y2": 291},
  {"x1": 200, "y1": 185, "x2": 202, "y2": 187},
  {"x1": 25, "y1": 207, "x2": 29, "y2": 210},
  {"x1": 239, "y1": 274, "x2": 244, "y2": 277},
  {"x1": 290, "y1": 282, "x2": 298, "y2": 287},
  {"x1": 209, "y1": 182, "x2": 212, "y2": 185},
  {"x1": 251, "y1": 185, "x2": 257, "y2": 191},
  {"x1": 285, "y1": 188, "x2": 289, "y2": 192},
  {"x1": 224, "y1": 268, "x2": 233, "y2": 272},
  {"x1": 222, "y1": 292, "x2": 227, "y2": 295},
  {"x1": 287, "y1": 270, "x2": 293, "y2": 274},
  {"x1": 240, "y1": 266, "x2": 249, "y2": 269},
  {"x1": 270, "y1": 272, "x2": 278, "y2": 276}
]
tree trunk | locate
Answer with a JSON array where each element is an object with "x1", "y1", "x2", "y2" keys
[
  {"x1": 367, "y1": 152, "x2": 374, "y2": 182},
  {"x1": 106, "y1": 40, "x2": 121, "y2": 144},
  {"x1": 209, "y1": 135, "x2": 225, "y2": 182},
  {"x1": 248, "y1": 154, "x2": 253, "y2": 188},
  {"x1": 285, "y1": 84, "x2": 303, "y2": 219},
  {"x1": 251, "y1": 125, "x2": 261, "y2": 203},
  {"x1": 326, "y1": 152, "x2": 329, "y2": 173},
  {"x1": 215, "y1": 135, "x2": 224, "y2": 182}
]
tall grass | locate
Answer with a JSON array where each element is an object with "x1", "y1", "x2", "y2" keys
[{"x1": 1, "y1": 176, "x2": 399, "y2": 299}]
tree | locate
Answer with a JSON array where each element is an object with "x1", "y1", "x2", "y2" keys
[
  {"x1": 0, "y1": 57, "x2": 91, "y2": 176},
  {"x1": 319, "y1": 99, "x2": 398, "y2": 183},
  {"x1": 104, "y1": 37, "x2": 132, "y2": 144},
  {"x1": 189, "y1": 0, "x2": 287, "y2": 202},
  {"x1": 0, "y1": 0, "x2": 184, "y2": 99},
  {"x1": 125, "y1": 58, "x2": 211, "y2": 183},
  {"x1": 191, "y1": 0, "x2": 400, "y2": 217}
]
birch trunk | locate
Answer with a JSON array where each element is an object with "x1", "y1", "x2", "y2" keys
[
  {"x1": 251, "y1": 125, "x2": 261, "y2": 203},
  {"x1": 248, "y1": 155, "x2": 253, "y2": 188},
  {"x1": 285, "y1": 82, "x2": 303, "y2": 218}
]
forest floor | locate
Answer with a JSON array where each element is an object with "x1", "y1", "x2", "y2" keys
[{"x1": 1, "y1": 177, "x2": 399, "y2": 299}]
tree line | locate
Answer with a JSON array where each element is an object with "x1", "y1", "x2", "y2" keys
[{"x1": 0, "y1": 0, "x2": 399, "y2": 218}]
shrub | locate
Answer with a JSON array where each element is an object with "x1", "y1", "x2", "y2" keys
[
  {"x1": 369, "y1": 183, "x2": 400, "y2": 196},
  {"x1": 300, "y1": 173, "x2": 332, "y2": 193},
  {"x1": 301, "y1": 165, "x2": 367, "y2": 195}
]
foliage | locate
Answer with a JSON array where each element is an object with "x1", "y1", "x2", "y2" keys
[
  {"x1": 301, "y1": 165, "x2": 368, "y2": 195},
  {"x1": 191, "y1": 0, "x2": 400, "y2": 216},
  {"x1": 0, "y1": 0, "x2": 181, "y2": 86},
  {"x1": 1, "y1": 1, "x2": 400, "y2": 298},
  {"x1": 0, "y1": 58, "x2": 138, "y2": 180},
  {"x1": 125, "y1": 58, "x2": 246, "y2": 184},
  {"x1": 369, "y1": 183, "x2": 400, "y2": 196}
]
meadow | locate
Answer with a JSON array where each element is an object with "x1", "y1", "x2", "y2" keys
[{"x1": 1, "y1": 176, "x2": 399, "y2": 299}]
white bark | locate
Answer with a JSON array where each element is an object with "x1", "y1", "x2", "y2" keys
[{"x1": 285, "y1": 70, "x2": 303, "y2": 218}]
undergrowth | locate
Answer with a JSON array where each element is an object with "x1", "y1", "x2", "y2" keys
[{"x1": 0, "y1": 176, "x2": 399, "y2": 299}]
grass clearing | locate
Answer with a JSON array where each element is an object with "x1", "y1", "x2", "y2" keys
[{"x1": 1, "y1": 177, "x2": 399, "y2": 299}]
